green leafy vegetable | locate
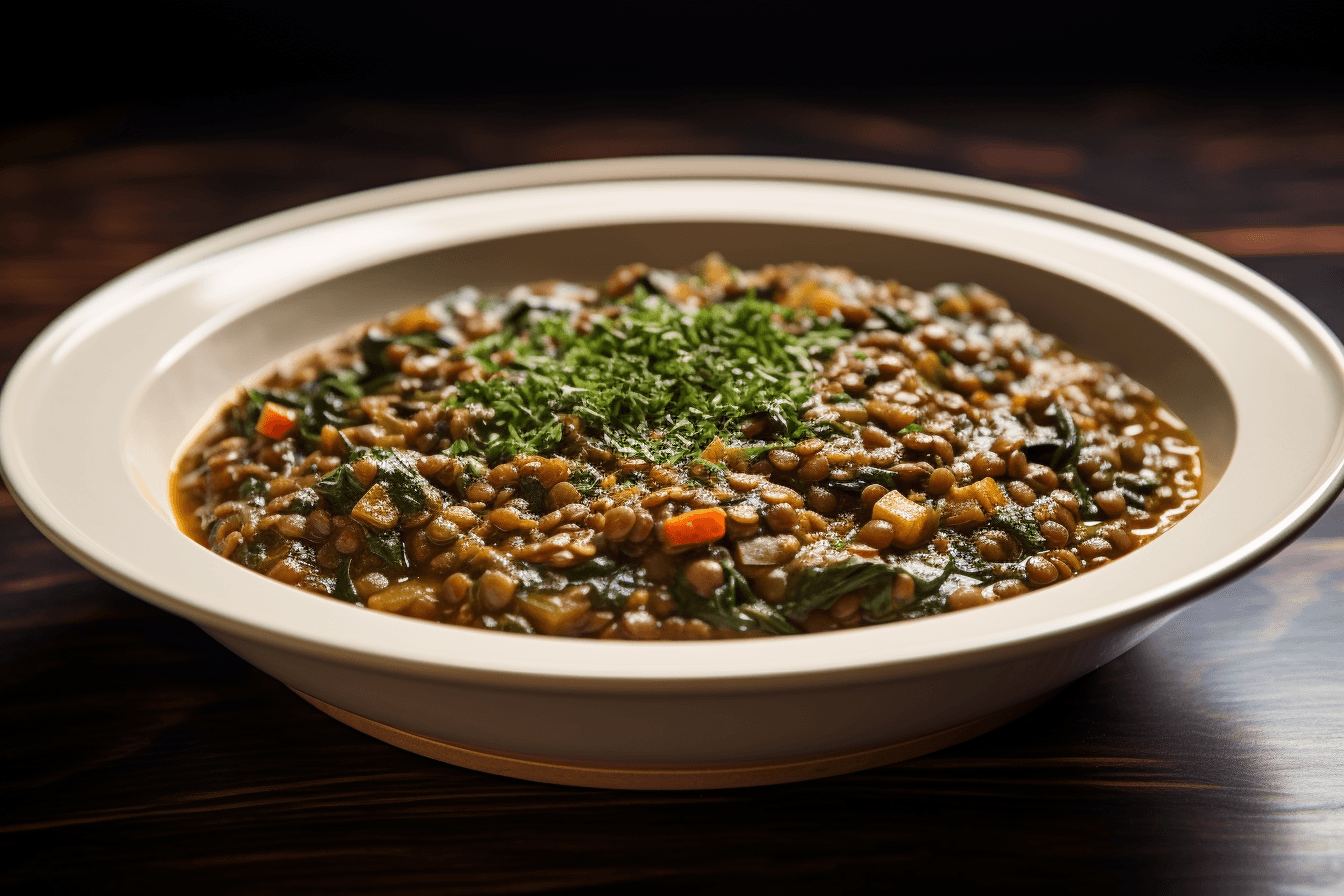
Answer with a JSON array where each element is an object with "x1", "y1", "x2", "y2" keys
[
  {"x1": 359, "y1": 329, "x2": 445, "y2": 375},
  {"x1": 1118, "y1": 488, "x2": 1148, "y2": 509},
  {"x1": 1114, "y1": 470, "x2": 1161, "y2": 494},
  {"x1": 333, "y1": 558, "x2": 359, "y2": 603},
  {"x1": 558, "y1": 555, "x2": 648, "y2": 612},
  {"x1": 318, "y1": 447, "x2": 434, "y2": 517},
  {"x1": 860, "y1": 556, "x2": 955, "y2": 619},
  {"x1": 283, "y1": 488, "x2": 321, "y2": 515},
  {"x1": 1044, "y1": 403, "x2": 1101, "y2": 520},
  {"x1": 498, "y1": 613, "x2": 536, "y2": 634},
  {"x1": 1064, "y1": 469, "x2": 1101, "y2": 521},
  {"x1": 829, "y1": 465, "x2": 904, "y2": 497},
  {"x1": 237, "y1": 371, "x2": 366, "y2": 450},
  {"x1": 447, "y1": 295, "x2": 850, "y2": 465},
  {"x1": 516, "y1": 476, "x2": 549, "y2": 515},
  {"x1": 237, "y1": 476, "x2": 267, "y2": 502},
  {"x1": 854, "y1": 466, "x2": 900, "y2": 488},
  {"x1": 569, "y1": 467, "x2": 601, "y2": 496},
  {"x1": 356, "y1": 447, "x2": 431, "y2": 514},
  {"x1": 363, "y1": 525, "x2": 407, "y2": 568},
  {"x1": 991, "y1": 502, "x2": 1047, "y2": 551},
  {"x1": 740, "y1": 441, "x2": 794, "y2": 461},
  {"x1": 315, "y1": 464, "x2": 368, "y2": 515},
  {"x1": 739, "y1": 599, "x2": 799, "y2": 635},
  {"x1": 238, "y1": 531, "x2": 280, "y2": 571},
  {"x1": 780, "y1": 559, "x2": 895, "y2": 621},
  {"x1": 1049, "y1": 403, "x2": 1082, "y2": 471},
  {"x1": 871, "y1": 304, "x2": 917, "y2": 333},
  {"x1": 671, "y1": 560, "x2": 799, "y2": 634},
  {"x1": 296, "y1": 369, "x2": 364, "y2": 446}
]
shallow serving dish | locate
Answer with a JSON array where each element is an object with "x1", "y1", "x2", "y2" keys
[{"x1": 5, "y1": 157, "x2": 1344, "y2": 789}]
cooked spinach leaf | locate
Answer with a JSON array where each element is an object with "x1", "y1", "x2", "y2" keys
[
  {"x1": 333, "y1": 558, "x2": 359, "y2": 603},
  {"x1": 831, "y1": 465, "x2": 901, "y2": 496},
  {"x1": 1042, "y1": 402, "x2": 1103, "y2": 520},
  {"x1": 1114, "y1": 470, "x2": 1161, "y2": 494},
  {"x1": 871, "y1": 304, "x2": 917, "y2": 333},
  {"x1": 780, "y1": 559, "x2": 895, "y2": 621},
  {"x1": 671, "y1": 560, "x2": 799, "y2": 634},
  {"x1": 237, "y1": 476, "x2": 267, "y2": 502},
  {"x1": 296, "y1": 369, "x2": 364, "y2": 447},
  {"x1": 569, "y1": 467, "x2": 601, "y2": 496},
  {"x1": 1049, "y1": 402, "x2": 1082, "y2": 472},
  {"x1": 315, "y1": 464, "x2": 368, "y2": 515},
  {"x1": 1118, "y1": 488, "x2": 1148, "y2": 509},
  {"x1": 283, "y1": 488, "x2": 321, "y2": 515},
  {"x1": 1063, "y1": 468, "x2": 1102, "y2": 520},
  {"x1": 991, "y1": 502, "x2": 1047, "y2": 551},
  {"x1": 498, "y1": 613, "x2": 536, "y2": 634},
  {"x1": 740, "y1": 441, "x2": 793, "y2": 461},
  {"x1": 354, "y1": 447, "x2": 432, "y2": 514},
  {"x1": 559, "y1": 555, "x2": 648, "y2": 612},
  {"x1": 359, "y1": 329, "x2": 445, "y2": 375},
  {"x1": 860, "y1": 555, "x2": 955, "y2": 619},
  {"x1": 739, "y1": 599, "x2": 798, "y2": 635},
  {"x1": 238, "y1": 530, "x2": 280, "y2": 571},
  {"x1": 516, "y1": 476, "x2": 549, "y2": 515},
  {"x1": 362, "y1": 525, "x2": 407, "y2": 568}
]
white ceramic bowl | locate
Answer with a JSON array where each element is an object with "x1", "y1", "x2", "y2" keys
[{"x1": 5, "y1": 157, "x2": 1344, "y2": 788}]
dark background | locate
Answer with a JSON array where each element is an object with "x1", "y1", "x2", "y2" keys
[
  {"x1": 8, "y1": 5, "x2": 1344, "y2": 152},
  {"x1": 5, "y1": 7, "x2": 1344, "y2": 895}
]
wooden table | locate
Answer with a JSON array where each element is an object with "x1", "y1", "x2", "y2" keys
[{"x1": 4, "y1": 92, "x2": 1343, "y2": 893}]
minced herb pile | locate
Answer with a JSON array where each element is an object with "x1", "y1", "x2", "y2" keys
[{"x1": 452, "y1": 291, "x2": 850, "y2": 464}]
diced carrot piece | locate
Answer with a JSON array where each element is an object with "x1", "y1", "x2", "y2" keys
[
  {"x1": 256, "y1": 401, "x2": 298, "y2": 439},
  {"x1": 662, "y1": 507, "x2": 727, "y2": 546}
]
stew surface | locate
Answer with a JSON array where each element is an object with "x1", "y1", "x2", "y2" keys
[{"x1": 173, "y1": 255, "x2": 1202, "y2": 638}]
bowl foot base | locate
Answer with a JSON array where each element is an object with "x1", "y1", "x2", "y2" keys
[{"x1": 292, "y1": 688, "x2": 1058, "y2": 789}]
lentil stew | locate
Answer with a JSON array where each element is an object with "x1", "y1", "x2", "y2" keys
[{"x1": 172, "y1": 255, "x2": 1203, "y2": 639}]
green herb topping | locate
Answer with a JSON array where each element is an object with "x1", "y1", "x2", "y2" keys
[{"x1": 448, "y1": 294, "x2": 848, "y2": 464}]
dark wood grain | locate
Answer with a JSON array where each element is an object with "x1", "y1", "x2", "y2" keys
[{"x1": 4, "y1": 92, "x2": 1344, "y2": 894}]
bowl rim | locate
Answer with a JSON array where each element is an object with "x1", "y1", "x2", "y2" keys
[{"x1": 5, "y1": 155, "x2": 1344, "y2": 693}]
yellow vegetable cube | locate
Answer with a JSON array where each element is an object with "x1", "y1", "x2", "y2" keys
[
  {"x1": 350, "y1": 482, "x2": 399, "y2": 530},
  {"x1": 871, "y1": 490, "x2": 940, "y2": 548}
]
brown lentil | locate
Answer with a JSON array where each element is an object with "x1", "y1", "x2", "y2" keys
[
  {"x1": 857, "y1": 519, "x2": 895, "y2": 549},
  {"x1": 764, "y1": 503, "x2": 799, "y2": 532}
]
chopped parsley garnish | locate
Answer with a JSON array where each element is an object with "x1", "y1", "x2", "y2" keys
[{"x1": 449, "y1": 294, "x2": 849, "y2": 464}]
